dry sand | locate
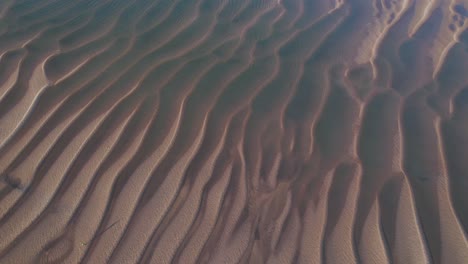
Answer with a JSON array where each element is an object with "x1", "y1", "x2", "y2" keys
[{"x1": 0, "y1": 0, "x2": 468, "y2": 263}]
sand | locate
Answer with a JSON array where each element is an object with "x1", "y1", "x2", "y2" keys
[{"x1": 0, "y1": 0, "x2": 468, "y2": 263}]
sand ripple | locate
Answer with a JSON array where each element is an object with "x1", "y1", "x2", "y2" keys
[{"x1": 0, "y1": 0, "x2": 467, "y2": 263}]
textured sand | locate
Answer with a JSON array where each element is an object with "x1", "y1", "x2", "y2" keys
[{"x1": 0, "y1": 0, "x2": 468, "y2": 263}]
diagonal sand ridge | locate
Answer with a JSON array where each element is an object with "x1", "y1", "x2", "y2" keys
[{"x1": 0, "y1": 0, "x2": 467, "y2": 263}]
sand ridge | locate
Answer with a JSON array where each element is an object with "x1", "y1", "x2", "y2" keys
[{"x1": 0, "y1": 0, "x2": 468, "y2": 263}]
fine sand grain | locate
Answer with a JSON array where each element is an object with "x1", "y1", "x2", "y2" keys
[{"x1": 0, "y1": 0, "x2": 468, "y2": 263}]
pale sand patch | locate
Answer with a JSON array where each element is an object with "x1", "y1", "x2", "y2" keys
[
  {"x1": 0, "y1": 60, "x2": 50, "y2": 146},
  {"x1": 297, "y1": 170, "x2": 334, "y2": 264},
  {"x1": 207, "y1": 145, "x2": 250, "y2": 264},
  {"x1": 84, "y1": 103, "x2": 189, "y2": 263},
  {"x1": 0, "y1": 62, "x2": 19, "y2": 144},
  {"x1": 0, "y1": 59, "x2": 19, "y2": 103},
  {"x1": 68, "y1": 102, "x2": 158, "y2": 264},
  {"x1": 266, "y1": 153, "x2": 281, "y2": 189},
  {"x1": 177, "y1": 162, "x2": 233, "y2": 264},
  {"x1": 358, "y1": 201, "x2": 390, "y2": 264},
  {"x1": 119, "y1": 117, "x2": 228, "y2": 264},
  {"x1": 267, "y1": 208, "x2": 300, "y2": 264},
  {"x1": 0, "y1": 103, "x2": 94, "y2": 220},
  {"x1": 393, "y1": 176, "x2": 430, "y2": 264},
  {"x1": 148, "y1": 161, "x2": 232, "y2": 264},
  {"x1": 269, "y1": 188, "x2": 292, "y2": 251},
  {"x1": 0, "y1": 106, "x2": 107, "y2": 253},
  {"x1": 0, "y1": 99, "x2": 136, "y2": 263},
  {"x1": 434, "y1": 118, "x2": 468, "y2": 264},
  {"x1": 325, "y1": 165, "x2": 361, "y2": 264}
]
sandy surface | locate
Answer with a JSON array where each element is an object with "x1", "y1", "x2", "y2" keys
[{"x1": 0, "y1": 0, "x2": 468, "y2": 263}]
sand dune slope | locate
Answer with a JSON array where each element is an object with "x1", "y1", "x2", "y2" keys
[{"x1": 0, "y1": 0, "x2": 468, "y2": 263}]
